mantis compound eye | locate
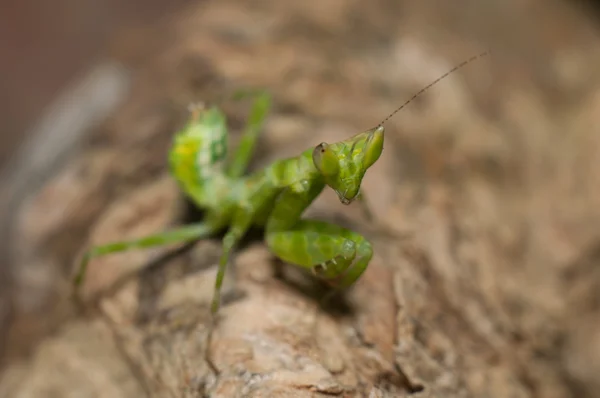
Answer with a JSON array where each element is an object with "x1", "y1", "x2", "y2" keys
[{"x1": 312, "y1": 143, "x2": 340, "y2": 177}]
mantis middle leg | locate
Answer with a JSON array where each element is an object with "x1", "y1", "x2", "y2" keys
[{"x1": 210, "y1": 206, "x2": 254, "y2": 313}]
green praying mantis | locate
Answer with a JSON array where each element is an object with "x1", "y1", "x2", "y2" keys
[{"x1": 72, "y1": 52, "x2": 488, "y2": 314}]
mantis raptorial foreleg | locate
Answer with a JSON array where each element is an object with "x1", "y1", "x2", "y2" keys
[
  {"x1": 268, "y1": 220, "x2": 373, "y2": 289},
  {"x1": 265, "y1": 179, "x2": 373, "y2": 301}
]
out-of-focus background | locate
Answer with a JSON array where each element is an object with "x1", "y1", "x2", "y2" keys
[
  {"x1": 0, "y1": 0, "x2": 194, "y2": 165},
  {"x1": 1, "y1": 0, "x2": 600, "y2": 396}
]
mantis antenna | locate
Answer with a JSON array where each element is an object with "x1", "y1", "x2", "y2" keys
[{"x1": 377, "y1": 51, "x2": 490, "y2": 127}]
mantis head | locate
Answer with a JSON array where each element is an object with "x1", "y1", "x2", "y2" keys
[
  {"x1": 309, "y1": 51, "x2": 489, "y2": 205},
  {"x1": 312, "y1": 125, "x2": 384, "y2": 204}
]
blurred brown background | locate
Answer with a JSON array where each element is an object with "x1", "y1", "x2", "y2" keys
[
  {"x1": 0, "y1": 0, "x2": 192, "y2": 166},
  {"x1": 1, "y1": 0, "x2": 600, "y2": 396}
]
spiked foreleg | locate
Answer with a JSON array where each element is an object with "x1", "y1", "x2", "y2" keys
[
  {"x1": 265, "y1": 180, "x2": 374, "y2": 294},
  {"x1": 267, "y1": 220, "x2": 373, "y2": 290}
]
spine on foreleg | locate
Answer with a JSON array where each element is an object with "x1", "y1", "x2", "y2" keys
[{"x1": 168, "y1": 106, "x2": 229, "y2": 206}]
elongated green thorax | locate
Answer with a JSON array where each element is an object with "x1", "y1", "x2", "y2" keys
[{"x1": 312, "y1": 125, "x2": 384, "y2": 204}]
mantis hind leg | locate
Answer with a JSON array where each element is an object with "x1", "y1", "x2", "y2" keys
[
  {"x1": 266, "y1": 220, "x2": 373, "y2": 295},
  {"x1": 72, "y1": 221, "x2": 220, "y2": 296}
]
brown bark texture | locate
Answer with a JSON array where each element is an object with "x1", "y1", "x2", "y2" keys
[{"x1": 2, "y1": 0, "x2": 600, "y2": 397}]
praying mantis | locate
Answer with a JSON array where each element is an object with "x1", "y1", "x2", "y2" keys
[{"x1": 72, "y1": 52, "x2": 488, "y2": 314}]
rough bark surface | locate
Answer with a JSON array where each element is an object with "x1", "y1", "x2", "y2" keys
[{"x1": 2, "y1": 0, "x2": 600, "y2": 397}]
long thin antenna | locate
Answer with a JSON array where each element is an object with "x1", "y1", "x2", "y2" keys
[{"x1": 377, "y1": 51, "x2": 489, "y2": 127}]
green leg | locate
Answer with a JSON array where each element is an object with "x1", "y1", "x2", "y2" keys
[
  {"x1": 205, "y1": 196, "x2": 266, "y2": 374},
  {"x1": 266, "y1": 220, "x2": 373, "y2": 292},
  {"x1": 265, "y1": 180, "x2": 373, "y2": 296},
  {"x1": 226, "y1": 91, "x2": 271, "y2": 178},
  {"x1": 211, "y1": 207, "x2": 254, "y2": 314},
  {"x1": 73, "y1": 221, "x2": 219, "y2": 293}
]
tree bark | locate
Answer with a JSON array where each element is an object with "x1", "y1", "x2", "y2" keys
[{"x1": 2, "y1": 0, "x2": 600, "y2": 397}]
